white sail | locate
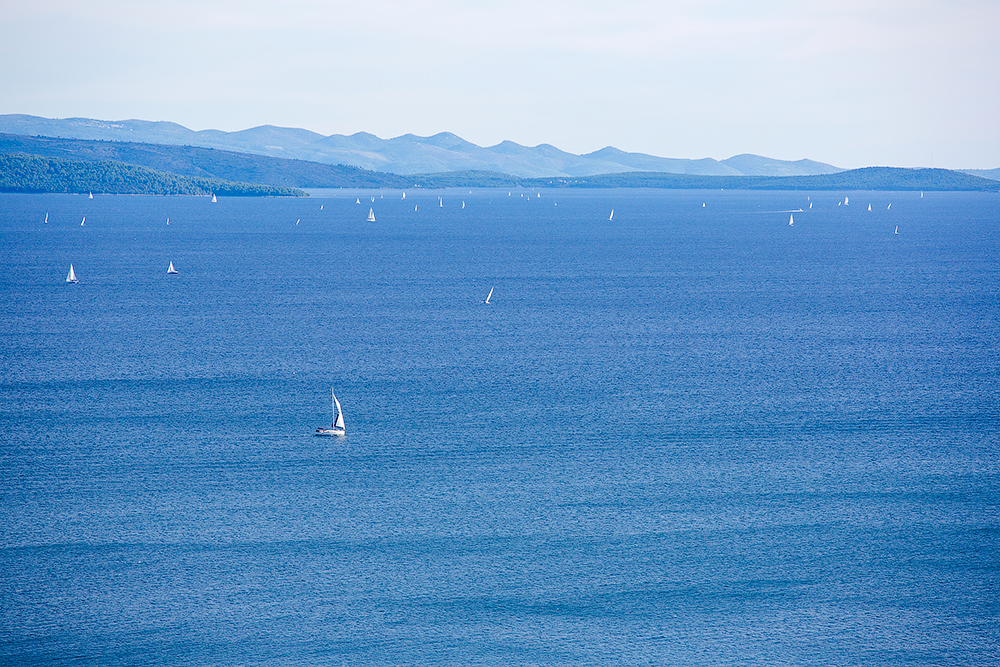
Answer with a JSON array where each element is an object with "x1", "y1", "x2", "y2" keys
[
  {"x1": 462, "y1": 201, "x2": 465, "y2": 209},
  {"x1": 844, "y1": 196, "x2": 849, "y2": 205},
  {"x1": 166, "y1": 217, "x2": 170, "y2": 225},
  {"x1": 167, "y1": 261, "x2": 178, "y2": 274},
  {"x1": 609, "y1": 209, "x2": 614, "y2": 221},
  {"x1": 809, "y1": 202, "x2": 812, "y2": 209},
  {"x1": 894, "y1": 225, "x2": 899, "y2": 234},
  {"x1": 868, "y1": 204, "x2": 872, "y2": 211},
  {"x1": 334, "y1": 393, "x2": 345, "y2": 429},
  {"x1": 88, "y1": 192, "x2": 93, "y2": 199},
  {"x1": 887, "y1": 203, "x2": 891, "y2": 209},
  {"x1": 367, "y1": 208, "x2": 376, "y2": 222},
  {"x1": 356, "y1": 198, "x2": 361, "y2": 204},
  {"x1": 320, "y1": 204, "x2": 324, "y2": 210},
  {"x1": 789, "y1": 213, "x2": 794, "y2": 226},
  {"x1": 211, "y1": 194, "x2": 217, "y2": 203},
  {"x1": 485, "y1": 286, "x2": 494, "y2": 304},
  {"x1": 439, "y1": 197, "x2": 443, "y2": 207},
  {"x1": 371, "y1": 196, "x2": 375, "y2": 202},
  {"x1": 44, "y1": 213, "x2": 48, "y2": 223},
  {"x1": 66, "y1": 264, "x2": 78, "y2": 283},
  {"x1": 402, "y1": 192, "x2": 406, "y2": 199},
  {"x1": 81, "y1": 217, "x2": 85, "y2": 226}
]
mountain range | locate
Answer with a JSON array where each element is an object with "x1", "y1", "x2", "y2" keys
[{"x1": 0, "y1": 114, "x2": 846, "y2": 179}]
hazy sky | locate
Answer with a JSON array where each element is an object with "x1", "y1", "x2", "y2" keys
[{"x1": 2, "y1": 0, "x2": 998, "y2": 168}]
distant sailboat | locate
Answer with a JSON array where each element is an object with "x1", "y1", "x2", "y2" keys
[
  {"x1": 356, "y1": 198, "x2": 361, "y2": 204},
  {"x1": 887, "y1": 203, "x2": 891, "y2": 209},
  {"x1": 702, "y1": 203, "x2": 706, "y2": 208},
  {"x1": 66, "y1": 264, "x2": 78, "y2": 283},
  {"x1": 920, "y1": 191, "x2": 924, "y2": 198},
  {"x1": 868, "y1": 204, "x2": 872, "y2": 211},
  {"x1": 81, "y1": 217, "x2": 85, "y2": 226},
  {"x1": 88, "y1": 192, "x2": 93, "y2": 199},
  {"x1": 894, "y1": 225, "x2": 899, "y2": 235},
  {"x1": 485, "y1": 286, "x2": 494, "y2": 304},
  {"x1": 371, "y1": 196, "x2": 375, "y2": 203},
  {"x1": 789, "y1": 213, "x2": 794, "y2": 226},
  {"x1": 414, "y1": 205, "x2": 418, "y2": 211},
  {"x1": 211, "y1": 194, "x2": 217, "y2": 203},
  {"x1": 167, "y1": 261, "x2": 179, "y2": 274},
  {"x1": 809, "y1": 202, "x2": 812, "y2": 209},
  {"x1": 402, "y1": 192, "x2": 406, "y2": 199},
  {"x1": 320, "y1": 204, "x2": 324, "y2": 210},
  {"x1": 609, "y1": 209, "x2": 614, "y2": 221},
  {"x1": 44, "y1": 213, "x2": 48, "y2": 223},
  {"x1": 315, "y1": 387, "x2": 346, "y2": 436},
  {"x1": 462, "y1": 201, "x2": 465, "y2": 209},
  {"x1": 845, "y1": 196, "x2": 849, "y2": 205},
  {"x1": 296, "y1": 219, "x2": 300, "y2": 225},
  {"x1": 367, "y1": 208, "x2": 376, "y2": 222},
  {"x1": 439, "y1": 197, "x2": 443, "y2": 207},
  {"x1": 166, "y1": 217, "x2": 170, "y2": 225}
]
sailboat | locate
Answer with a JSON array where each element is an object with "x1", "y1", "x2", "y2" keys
[
  {"x1": 66, "y1": 264, "x2": 78, "y2": 283},
  {"x1": 367, "y1": 208, "x2": 376, "y2": 222},
  {"x1": 887, "y1": 203, "x2": 891, "y2": 209},
  {"x1": 81, "y1": 217, "x2": 85, "y2": 226},
  {"x1": 402, "y1": 192, "x2": 406, "y2": 199},
  {"x1": 211, "y1": 194, "x2": 217, "y2": 203},
  {"x1": 845, "y1": 196, "x2": 849, "y2": 205},
  {"x1": 462, "y1": 201, "x2": 465, "y2": 209},
  {"x1": 439, "y1": 197, "x2": 443, "y2": 207},
  {"x1": 789, "y1": 213, "x2": 794, "y2": 226},
  {"x1": 356, "y1": 198, "x2": 361, "y2": 204},
  {"x1": 485, "y1": 286, "x2": 494, "y2": 304},
  {"x1": 44, "y1": 213, "x2": 48, "y2": 223},
  {"x1": 894, "y1": 225, "x2": 899, "y2": 235},
  {"x1": 88, "y1": 192, "x2": 93, "y2": 199},
  {"x1": 166, "y1": 217, "x2": 170, "y2": 225},
  {"x1": 609, "y1": 209, "x2": 614, "y2": 221},
  {"x1": 809, "y1": 202, "x2": 812, "y2": 209},
  {"x1": 315, "y1": 387, "x2": 346, "y2": 436},
  {"x1": 167, "y1": 261, "x2": 179, "y2": 274},
  {"x1": 868, "y1": 204, "x2": 872, "y2": 211}
]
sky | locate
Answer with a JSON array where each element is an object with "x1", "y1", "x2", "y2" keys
[{"x1": 1, "y1": 0, "x2": 998, "y2": 169}]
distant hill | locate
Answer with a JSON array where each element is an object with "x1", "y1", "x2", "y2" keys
[
  {"x1": 0, "y1": 114, "x2": 845, "y2": 178},
  {"x1": 2, "y1": 133, "x2": 995, "y2": 193},
  {"x1": 523, "y1": 167, "x2": 1000, "y2": 192},
  {"x1": 960, "y1": 168, "x2": 1000, "y2": 182},
  {"x1": 0, "y1": 133, "x2": 410, "y2": 189},
  {"x1": 0, "y1": 153, "x2": 305, "y2": 196}
]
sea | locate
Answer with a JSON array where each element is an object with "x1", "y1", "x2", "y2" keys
[{"x1": 1, "y1": 188, "x2": 997, "y2": 666}]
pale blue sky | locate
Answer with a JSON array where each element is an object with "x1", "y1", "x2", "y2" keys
[{"x1": 2, "y1": 0, "x2": 998, "y2": 168}]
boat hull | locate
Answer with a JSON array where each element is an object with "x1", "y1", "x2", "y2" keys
[{"x1": 315, "y1": 428, "x2": 345, "y2": 437}]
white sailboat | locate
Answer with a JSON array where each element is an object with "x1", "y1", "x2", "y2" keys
[
  {"x1": 81, "y1": 217, "x2": 85, "y2": 226},
  {"x1": 789, "y1": 213, "x2": 794, "y2": 226},
  {"x1": 894, "y1": 225, "x2": 899, "y2": 235},
  {"x1": 402, "y1": 192, "x2": 406, "y2": 199},
  {"x1": 66, "y1": 264, "x2": 78, "y2": 283},
  {"x1": 809, "y1": 202, "x2": 813, "y2": 209},
  {"x1": 211, "y1": 194, "x2": 217, "y2": 203},
  {"x1": 462, "y1": 201, "x2": 465, "y2": 209},
  {"x1": 367, "y1": 208, "x2": 376, "y2": 222},
  {"x1": 88, "y1": 192, "x2": 93, "y2": 199},
  {"x1": 315, "y1": 387, "x2": 346, "y2": 436},
  {"x1": 167, "y1": 261, "x2": 179, "y2": 274},
  {"x1": 845, "y1": 196, "x2": 849, "y2": 205},
  {"x1": 356, "y1": 198, "x2": 361, "y2": 204},
  {"x1": 439, "y1": 197, "x2": 443, "y2": 207},
  {"x1": 44, "y1": 213, "x2": 48, "y2": 223},
  {"x1": 485, "y1": 286, "x2": 494, "y2": 304},
  {"x1": 887, "y1": 203, "x2": 891, "y2": 209},
  {"x1": 609, "y1": 209, "x2": 614, "y2": 221},
  {"x1": 868, "y1": 204, "x2": 872, "y2": 211},
  {"x1": 166, "y1": 217, "x2": 170, "y2": 225}
]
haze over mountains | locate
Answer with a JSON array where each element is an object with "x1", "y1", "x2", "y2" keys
[{"x1": 0, "y1": 114, "x2": 845, "y2": 179}]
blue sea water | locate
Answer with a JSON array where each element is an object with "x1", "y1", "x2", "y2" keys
[{"x1": 1, "y1": 189, "x2": 998, "y2": 665}]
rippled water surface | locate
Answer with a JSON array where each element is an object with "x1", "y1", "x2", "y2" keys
[{"x1": 1, "y1": 189, "x2": 998, "y2": 665}]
